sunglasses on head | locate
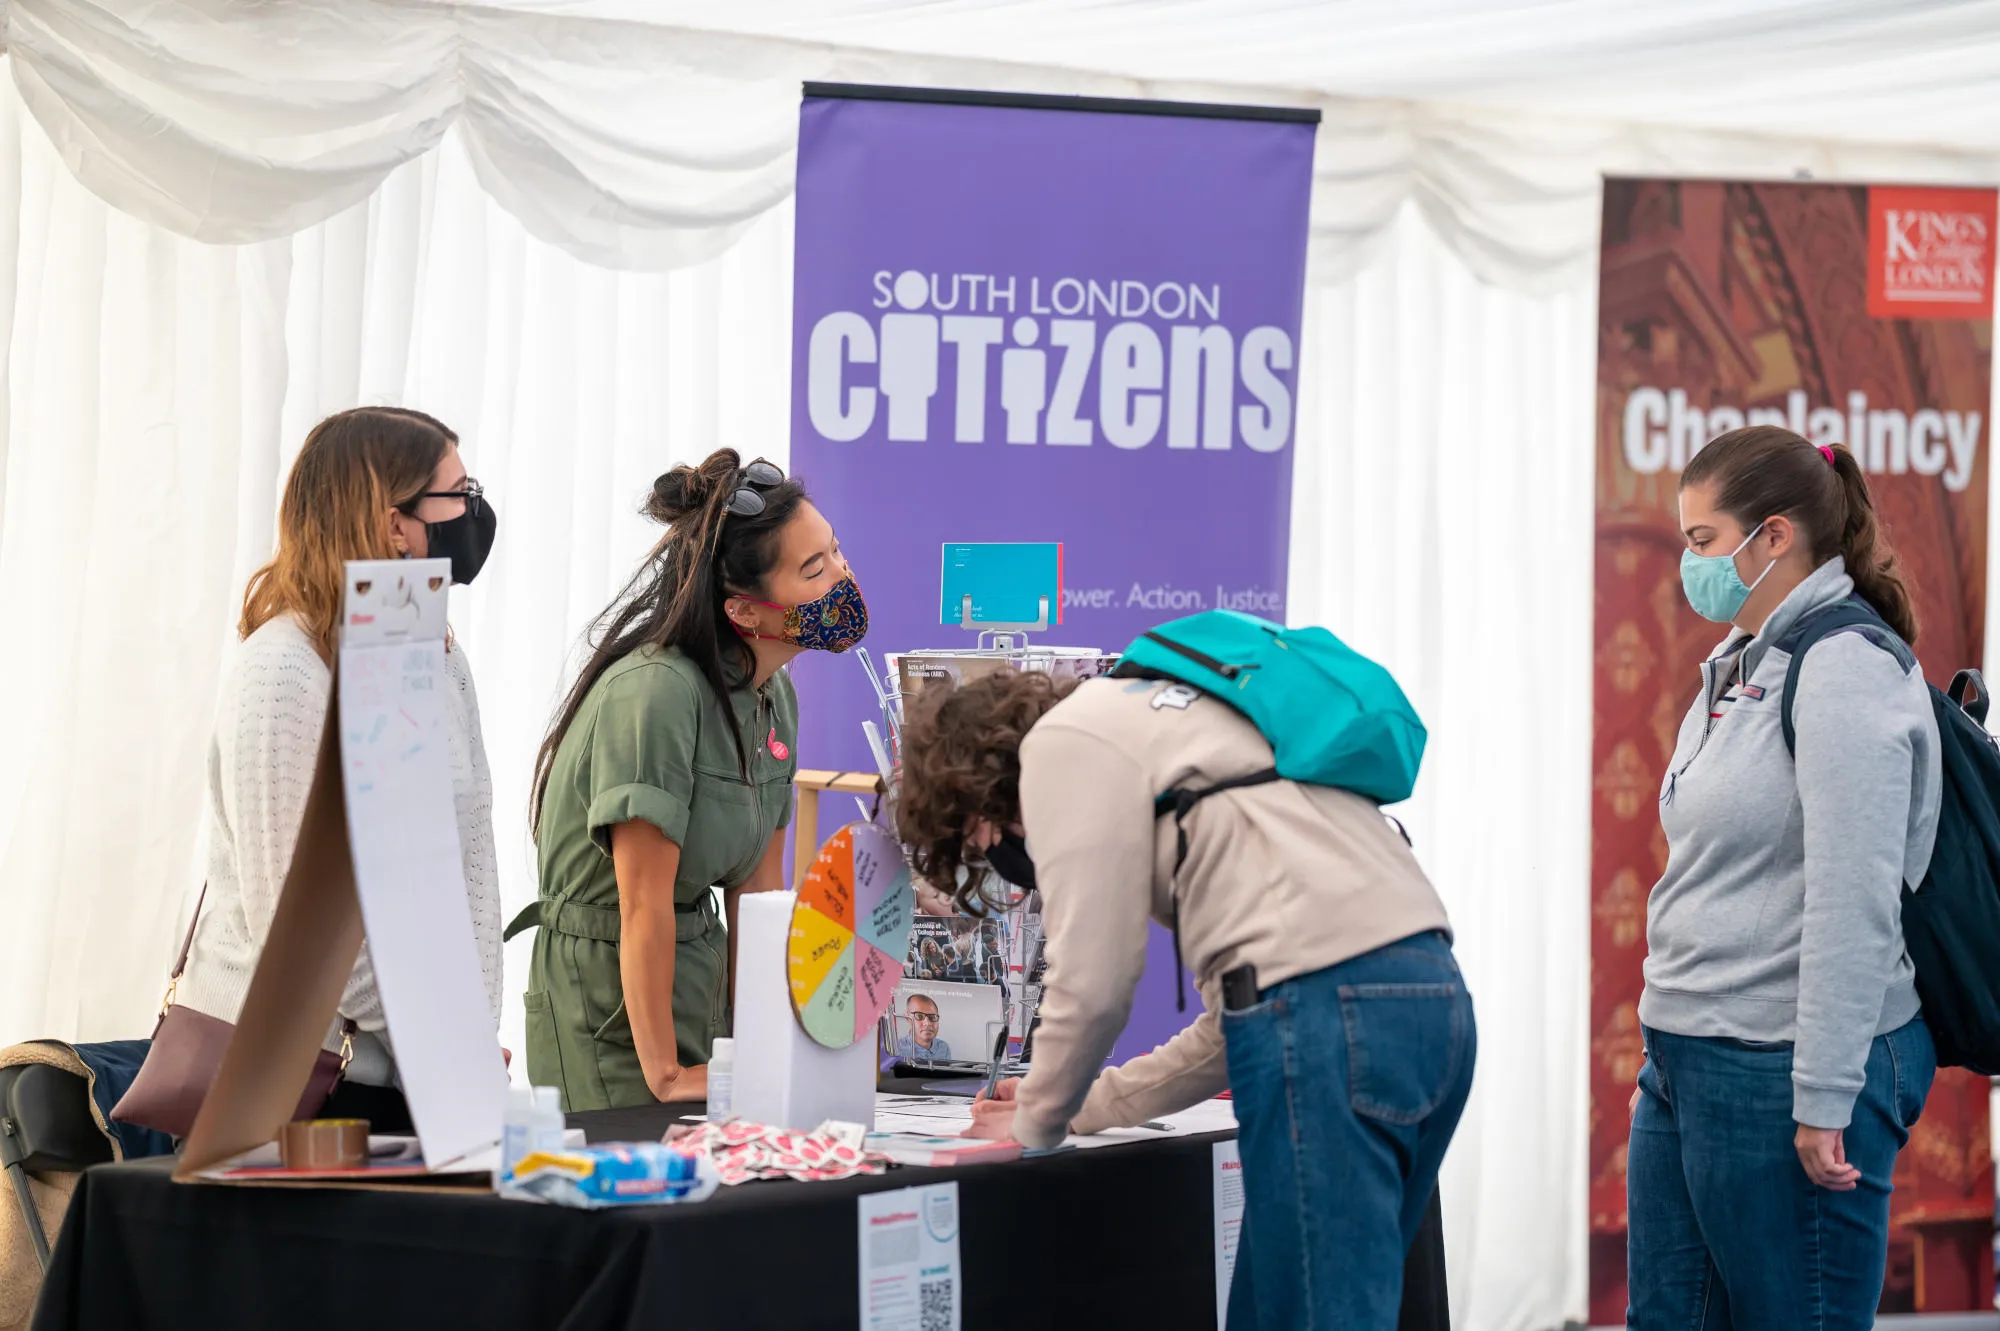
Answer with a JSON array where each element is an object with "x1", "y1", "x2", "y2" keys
[{"x1": 724, "y1": 461, "x2": 787, "y2": 517}]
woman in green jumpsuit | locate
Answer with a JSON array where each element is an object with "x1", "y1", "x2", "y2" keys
[{"x1": 511, "y1": 450, "x2": 866, "y2": 1110}]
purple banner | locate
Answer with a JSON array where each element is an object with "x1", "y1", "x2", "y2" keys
[{"x1": 789, "y1": 89, "x2": 1315, "y2": 1063}]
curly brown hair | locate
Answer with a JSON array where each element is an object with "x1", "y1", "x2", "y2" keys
[{"x1": 895, "y1": 669, "x2": 1079, "y2": 913}]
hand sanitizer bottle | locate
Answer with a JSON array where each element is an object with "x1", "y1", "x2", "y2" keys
[
  {"x1": 500, "y1": 1085, "x2": 536, "y2": 1184},
  {"x1": 707, "y1": 1038, "x2": 735, "y2": 1122},
  {"x1": 531, "y1": 1086, "x2": 566, "y2": 1155}
]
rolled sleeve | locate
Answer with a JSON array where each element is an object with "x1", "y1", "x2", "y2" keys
[
  {"x1": 582, "y1": 664, "x2": 702, "y2": 855},
  {"x1": 587, "y1": 782, "x2": 690, "y2": 852}
]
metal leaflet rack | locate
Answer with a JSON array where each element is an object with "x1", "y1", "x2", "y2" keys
[
  {"x1": 854, "y1": 598, "x2": 1114, "y2": 1080},
  {"x1": 852, "y1": 599, "x2": 1114, "y2": 781},
  {"x1": 959, "y1": 592, "x2": 1048, "y2": 648},
  {"x1": 853, "y1": 647, "x2": 901, "y2": 781},
  {"x1": 895, "y1": 598, "x2": 1115, "y2": 699}
]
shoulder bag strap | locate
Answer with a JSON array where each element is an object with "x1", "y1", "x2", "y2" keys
[
  {"x1": 172, "y1": 883, "x2": 208, "y2": 981},
  {"x1": 160, "y1": 883, "x2": 208, "y2": 1013}
]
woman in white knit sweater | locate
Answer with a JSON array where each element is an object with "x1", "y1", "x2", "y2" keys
[{"x1": 177, "y1": 406, "x2": 505, "y2": 1129}]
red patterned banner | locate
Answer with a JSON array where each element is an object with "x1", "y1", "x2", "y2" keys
[{"x1": 1591, "y1": 178, "x2": 1996, "y2": 1321}]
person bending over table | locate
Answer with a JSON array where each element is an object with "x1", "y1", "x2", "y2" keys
[
  {"x1": 516, "y1": 451, "x2": 864, "y2": 1111},
  {"x1": 895, "y1": 669, "x2": 1476, "y2": 1331},
  {"x1": 175, "y1": 407, "x2": 505, "y2": 1132}
]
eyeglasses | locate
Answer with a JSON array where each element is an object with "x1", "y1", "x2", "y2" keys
[
  {"x1": 406, "y1": 477, "x2": 485, "y2": 510},
  {"x1": 724, "y1": 462, "x2": 786, "y2": 517},
  {"x1": 909, "y1": 1011, "x2": 941, "y2": 1025}
]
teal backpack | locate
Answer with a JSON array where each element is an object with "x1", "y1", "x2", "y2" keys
[{"x1": 1112, "y1": 610, "x2": 1427, "y2": 1009}]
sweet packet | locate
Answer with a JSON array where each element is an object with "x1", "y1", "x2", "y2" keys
[{"x1": 666, "y1": 1117, "x2": 887, "y2": 1187}]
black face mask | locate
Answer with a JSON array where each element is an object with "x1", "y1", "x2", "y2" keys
[
  {"x1": 425, "y1": 492, "x2": 498, "y2": 585},
  {"x1": 984, "y1": 833, "x2": 1037, "y2": 891}
]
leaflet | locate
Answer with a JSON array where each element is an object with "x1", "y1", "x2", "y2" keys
[
  {"x1": 1213, "y1": 1139, "x2": 1245, "y2": 1324},
  {"x1": 858, "y1": 1182, "x2": 962, "y2": 1331}
]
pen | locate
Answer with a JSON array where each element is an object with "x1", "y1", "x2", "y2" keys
[
  {"x1": 1138, "y1": 1121, "x2": 1172, "y2": 1131},
  {"x1": 981, "y1": 1025, "x2": 1008, "y2": 1100}
]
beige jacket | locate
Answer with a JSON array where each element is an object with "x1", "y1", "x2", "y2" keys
[{"x1": 1011, "y1": 677, "x2": 1451, "y2": 1150}]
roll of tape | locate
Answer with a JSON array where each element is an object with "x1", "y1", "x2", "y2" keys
[{"x1": 279, "y1": 1118, "x2": 370, "y2": 1171}]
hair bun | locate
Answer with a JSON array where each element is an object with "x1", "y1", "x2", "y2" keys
[
  {"x1": 645, "y1": 466, "x2": 708, "y2": 524},
  {"x1": 644, "y1": 449, "x2": 746, "y2": 526}
]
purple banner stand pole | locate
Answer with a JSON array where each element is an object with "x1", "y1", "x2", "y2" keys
[{"x1": 789, "y1": 84, "x2": 1317, "y2": 1064}]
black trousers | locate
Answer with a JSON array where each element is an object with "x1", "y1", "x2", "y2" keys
[{"x1": 317, "y1": 1080, "x2": 413, "y2": 1134}]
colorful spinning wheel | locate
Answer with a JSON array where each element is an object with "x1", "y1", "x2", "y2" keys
[{"x1": 787, "y1": 822, "x2": 915, "y2": 1048}]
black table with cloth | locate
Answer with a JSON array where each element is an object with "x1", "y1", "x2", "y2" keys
[{"x1": 32, "y1": 1098, "x2": 1450, "y2": 1331}]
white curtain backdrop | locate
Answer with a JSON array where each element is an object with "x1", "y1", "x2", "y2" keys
[
  {"x1": 0, "y1": 81, "x2": 795, "y2": 1055},
  {"x1": 6, "y1": 0, "x2": 1998, "y2": 291},
  {"x1": 1293, "y1": 229, "x2": 1596, "y2": 1325}
]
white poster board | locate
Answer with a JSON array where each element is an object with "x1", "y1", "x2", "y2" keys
[
  {"x1": 177, "y1": 558, "x2": 508, "y2": 1181},
  {"x1": 337, "y1": 559, "x2": 506, "y2": 1167}
]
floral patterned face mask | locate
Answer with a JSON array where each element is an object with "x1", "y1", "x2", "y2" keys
[{"x1": 740, "y1": 574, "x2": 869, "y2": 653}]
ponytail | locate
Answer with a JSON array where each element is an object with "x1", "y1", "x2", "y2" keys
[
  {"x1": 1827, "y1": 445, "x2": 1919, "y2": 644},
  {"x1": 1681, "y1": 426, "x2": 1919, "y2": 645}
]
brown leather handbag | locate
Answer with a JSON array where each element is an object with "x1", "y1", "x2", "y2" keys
[{"x1": 111, "y1": 886, "x2": 355, "y2": 1139}]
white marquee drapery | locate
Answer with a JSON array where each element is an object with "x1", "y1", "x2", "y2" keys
[
  {"x1": 2, "y1": 5, "x2": 1997, "y2": 1328},
  {"x1": 5, "y1": 0, "x2": 1999, "y2": 291}
]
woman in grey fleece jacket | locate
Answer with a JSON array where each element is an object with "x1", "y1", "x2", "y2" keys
[{"x1": 1628, "y1": 427, "x2": 1940, "y2": 1329}]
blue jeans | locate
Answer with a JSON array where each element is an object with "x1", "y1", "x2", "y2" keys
[
  {"x1": 1222, "y1": 931, "x2": 1476, "y2": 1331},
  {"x1": 1626, "y1": 1018, "x2": 1936, "y2": 1330}
]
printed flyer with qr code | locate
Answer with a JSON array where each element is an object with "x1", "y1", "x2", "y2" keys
[{"x1": 859, "y1": 1181, "x2": 962, "y2": 1331}]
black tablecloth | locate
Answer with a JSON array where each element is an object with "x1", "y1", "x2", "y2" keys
[{"x1": 33, "y1": 1099, "x2": 1449, "y2": 1331}]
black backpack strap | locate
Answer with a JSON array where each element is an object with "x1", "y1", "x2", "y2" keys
[
  {"x1": 1156, "y1": 769, "x2": 1281, "y2": 1013},
  {"x1": 1134, "y1": 632, "x2": 1252, "y2": 680},
  {"x1": 1949, "y1": 669, "x2": 1990, "y2": 726},
  {"x1": 1775, "y1": 597, "x2": 1913, "y2": 756}
]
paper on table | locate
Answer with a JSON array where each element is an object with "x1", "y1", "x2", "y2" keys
[
  {"x1": 194, "y1": 1138, "x2": 487, "y2": 1184},
  {"x1": 338, "y1": 560, "x2": 508, "y2": 1168},
  {"x1": 858, "y1": 1181, "x2": 962, "y2": 1331},
  {"x1": 874, "y1": 1094, "x2": 978, "y2": 1135},
  {"x1": 1069, "y1": 1096, "x2": 1240, "y2": 1149},
  {"x1": 871, "y1": 1093, "x2": 1238, "y2": 1149},
  {"x1": 1213, "y1": 1139, "x2": 1245, "y2": 1325}
]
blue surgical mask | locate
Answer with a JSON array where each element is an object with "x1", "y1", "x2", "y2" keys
[{"x1": 1679, "y1": 522, "x2": 1772, "y2": 623}]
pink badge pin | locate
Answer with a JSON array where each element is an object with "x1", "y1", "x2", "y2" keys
[{"x1": 767, "y1": 727, "x2": 789, "y2": 761}]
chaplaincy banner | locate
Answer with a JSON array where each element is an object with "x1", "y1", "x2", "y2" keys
[
  {"x1": 1591, "y1": 178, "x2": 1997, "y2": 1319},
  {"x1": 788, "y1": 85, "x2": 1318, "y2": 1060}
]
